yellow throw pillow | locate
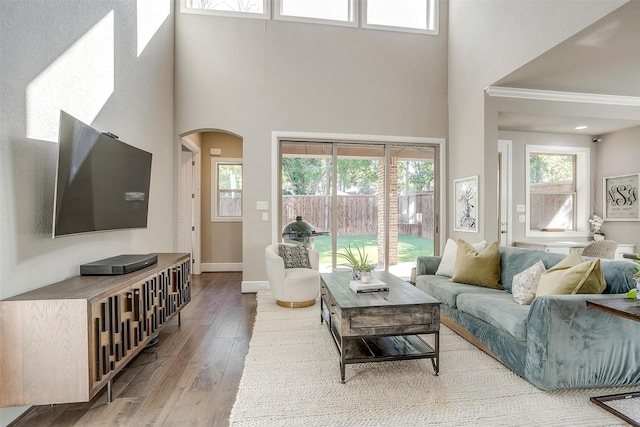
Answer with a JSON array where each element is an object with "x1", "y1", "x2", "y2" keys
[
  {"x1": 451, "y1": 240, "x2": 502, "y2": 289},
  {"x1": 536, "y1": 251, "x2": 606, "y2": 296}
]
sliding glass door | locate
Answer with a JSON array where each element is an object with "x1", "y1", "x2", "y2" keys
[
  {"x1": 280, "y1": 142, "x2": 332, "y2": 262},
  {"x1": 280, "y1": 140, "x2": 438, "y2": 279},
  {"x1": 335, "y1": 144, "x2": 385, "y2": 271},
  {"x1": 389, "y1": 145, "x2": 437, "y2": 277}
]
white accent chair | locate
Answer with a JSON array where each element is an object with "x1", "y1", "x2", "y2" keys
[{"x1": 265, "y1": 243, "x2": 320, "y2": 308}]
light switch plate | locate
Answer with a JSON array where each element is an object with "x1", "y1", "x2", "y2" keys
[
  {"x1": 519, "y1": 215, "x2": 526, "y2": 223},
  {"x1": 262, "y1": 212, "x2": 268, "y2": 221},
  {"x1": 256, "y1": 201, "x2": 268, "y2": 210},
  {"x1": 516, "y1": 204, "x2": 526, "y2": 213}
]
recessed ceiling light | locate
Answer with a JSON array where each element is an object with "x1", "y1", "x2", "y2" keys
[{"x1": 575, "y1": 125, "x2": 588, "y2": 130}]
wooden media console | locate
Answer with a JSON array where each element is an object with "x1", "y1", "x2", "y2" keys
[{"x1": 0, "y1": 253, "x2": 191, "y2": 407}]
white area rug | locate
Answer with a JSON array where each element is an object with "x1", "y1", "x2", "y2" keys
[{"x1": 230, "y1": 291, "x2": 636, "y2": 426}]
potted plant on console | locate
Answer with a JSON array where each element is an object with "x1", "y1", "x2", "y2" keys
[{"x1": 338, "y1": 243, "x2": 374, "y2": 283}]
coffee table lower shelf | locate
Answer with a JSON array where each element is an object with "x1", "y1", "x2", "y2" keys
[
  {"x1": 345, "y1": 334, "x2": 437, "y2": 363},
  {"x1": 321, "y1": 309, "x2": 439, "y2": 383}
]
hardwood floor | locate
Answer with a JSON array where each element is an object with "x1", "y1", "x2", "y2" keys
[{"x1": 10, "y1": 273, "x2": 256, "y2": 427}]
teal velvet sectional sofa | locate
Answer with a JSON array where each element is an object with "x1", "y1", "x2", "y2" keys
[{"x1": 415, "y1": 245, "x2": 640, "y2": 390}]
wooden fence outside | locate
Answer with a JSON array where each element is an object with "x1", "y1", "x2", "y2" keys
[
  {"x1": 219, "y1": 199, "x2": 241, "y2": 217},
  {"x1": 282, "y1": 192, "x2": 435, "y2": 239},
  {"x1": 530, "y1": 182, "x2": 574, "y2": 230}
]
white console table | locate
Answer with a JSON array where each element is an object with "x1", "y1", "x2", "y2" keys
[{"x1": 514, "y1": 241, "x2": 635, "y2": 260}]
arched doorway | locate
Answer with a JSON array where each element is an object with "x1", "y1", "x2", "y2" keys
[{"x1": 179, "y1": 129, "x2": 244, "y2": 275}]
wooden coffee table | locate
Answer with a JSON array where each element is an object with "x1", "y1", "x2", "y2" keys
[{"x1": 320, "y1": 271, "x2": 441, "y2": 383}]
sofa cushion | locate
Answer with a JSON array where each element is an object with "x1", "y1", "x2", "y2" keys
[
  {"x1": 415, "y1": 275, "x2": 500, "y2": 309},
  {"x1": 416, "y1": 256, "x2": 442, "y2": 276},
  {"x1": 536, "y1": 252, "x2": 606, "y2": 296},
  {"x1": 512, "y1": 261, "x2": 546, "y2": 305},
  {"x1": 499, "y1": 246, "x2": 566, "y2": 293},
  {"x1": 595, "y1": 259, "x2": 637, "y2": 294},
  {"x1": 452, "y1": 240, "x2": 501, "y2": 289},
  {"x1": 435, "y1": 238, "x2": 486, "y2": 277},
  {"x1": 456, "y1": 292, "x2": 530, "y2": 341}
]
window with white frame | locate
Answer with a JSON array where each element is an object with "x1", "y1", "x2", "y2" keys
[
  {"x1": 275, "y1": 0, "x2": 356, "y2": 26},
  {"x1": 363, "y1": 0, "x2": 437, "y2": 34},
  {"x1": 182, "y1": 0, "x2": 439, "y2": 35},
  {"x1": 182, "y1": 0, "x2": 269, "y2": 19},
  {"x1": 212, "y1": 160, "x2": 243, "y2": 221},
  {"x1": 525, "y1": 145, "x2": 590, "y2": 237}
]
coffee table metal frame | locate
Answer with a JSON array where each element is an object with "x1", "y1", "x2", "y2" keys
[
  {"x1": 320, "y1": 271, "x2": 441, "y2": 383},
  {"x1": 586, "y1": 298, "x2": 640, "y2": 427}
]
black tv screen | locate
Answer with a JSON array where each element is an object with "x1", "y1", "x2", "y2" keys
[{"x1": 53, "y1": 111, "x2": 152, "y2": 238}]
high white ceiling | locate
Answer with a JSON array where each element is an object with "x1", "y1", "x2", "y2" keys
[{"x1": 493, "y1": 1, "x2": 640, "y2": 136}]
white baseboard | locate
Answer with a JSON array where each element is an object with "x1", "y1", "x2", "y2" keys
[
  {"x1": 242, "y1": 281, "x2": 269, "y2": 293},
  {"x1": 201, "y1": 262, "x2": 243, "y2": 272}
]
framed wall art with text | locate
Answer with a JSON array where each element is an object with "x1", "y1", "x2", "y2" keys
[{"x1": 603, "y1": 173, "x2": 639, "y2": 221}]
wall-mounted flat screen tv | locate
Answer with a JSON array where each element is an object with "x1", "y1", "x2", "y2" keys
[{"x1": 53, "y1": 111, "x2": 152, "y2": 238}]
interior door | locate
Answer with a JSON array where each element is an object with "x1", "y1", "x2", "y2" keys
[
  {"x1": 498, "y1": 140, "x2": 512, "y2": 246},
  {"x1": 179, "y1": 149, "x2": 194, "y2": 264}
]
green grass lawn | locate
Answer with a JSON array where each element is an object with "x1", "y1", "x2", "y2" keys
[{"x1": 312, "y1": 234, "x2": 434, "y2": 265}]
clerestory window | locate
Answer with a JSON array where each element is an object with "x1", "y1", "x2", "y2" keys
[
  {"x1": 182, "y1": 0, "x2": 270, "y2": 20},
  {"x1": 183, "y1": 0, "x2": 438, "y2": 35},
  {"x1": 363, "y1": 0, "x2": 437, "y2": 34},
  {"x1": 275, "y1": 0, "x2": 356, "y2": 27}
]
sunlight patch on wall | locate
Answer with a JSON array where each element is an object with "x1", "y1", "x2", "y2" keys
[
  {"x1": 26, "y1": 11, "x2": 115, "y2": 142},
  {"x1": 137, "y1": 0, "x2": 170, "y2": 57}
]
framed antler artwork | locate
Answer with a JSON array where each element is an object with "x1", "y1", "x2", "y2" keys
[{"x1": 454, "y1": 175, "x2": 478, "y2": 232}]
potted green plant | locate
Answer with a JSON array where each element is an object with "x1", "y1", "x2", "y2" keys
[{"x1": 337, "y1": 243, "x2": 374, "y2": 282}]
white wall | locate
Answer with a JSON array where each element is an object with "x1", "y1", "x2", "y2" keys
[
  {"x1": 595, "y1": 126, "x2": 640, "y2": 250},
  {"x1": 448, "y1": 0, "x2": 627, "y2": 243},
  {"x1": 0, "y1": 1, "x2": 175, "y2": 424},
  {"x1": 174, "y1": 6, "x2": 450, "y2": 281}
]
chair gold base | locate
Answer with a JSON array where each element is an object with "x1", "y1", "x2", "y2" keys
[{"x1": 276, "y1": 299, "x2": 316, "y2": 308}]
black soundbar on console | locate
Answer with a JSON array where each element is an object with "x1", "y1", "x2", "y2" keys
[{"x1": 80, "y1": 254, "x2": 158, "y2": 276}]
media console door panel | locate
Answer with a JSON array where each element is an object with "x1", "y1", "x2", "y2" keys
[
  {"x1": 0, "y1": 299, "x2": 89, "y2": 406},
  {"x1": 0, "y1": 253, "x2": 191, "y2": 408},
  {"x1": 89, "y1": 261, "x2": 191, "y2": 395}
]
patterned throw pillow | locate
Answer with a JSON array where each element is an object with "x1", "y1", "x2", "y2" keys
[
  {"x1": 278, "y1": 244, "x2": 311, "y2": 269},
  {"x1": 512, "y1": 261, "x2": 546, "y2": 305}
]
